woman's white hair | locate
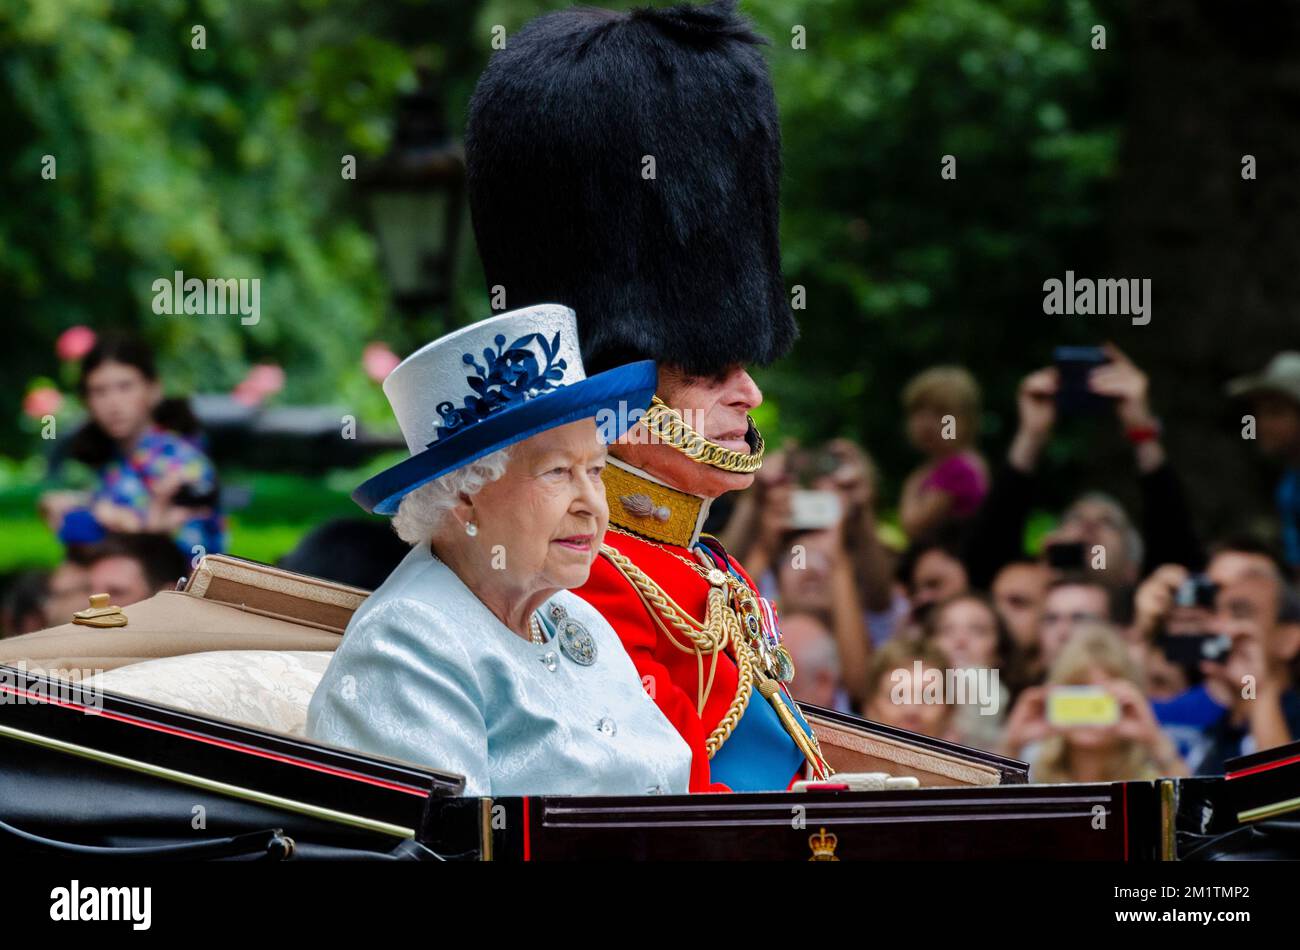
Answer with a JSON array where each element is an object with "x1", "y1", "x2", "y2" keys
[{"x1": 391, "y1": 447, "x2": 513, "y2": 545}]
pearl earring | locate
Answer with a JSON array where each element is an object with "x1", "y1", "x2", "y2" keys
[{"x1": 465, "y1": 521, "x2": 478, "y2": 537}]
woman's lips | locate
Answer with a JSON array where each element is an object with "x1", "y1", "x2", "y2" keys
[{"x1": 552, "y1": 535, "x2": 594, "y2": 552}]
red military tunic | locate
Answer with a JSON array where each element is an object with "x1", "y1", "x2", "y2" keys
[
  {"x1": 577, "y1": 529, "x2": 742, "y2": 792},
  {"x1": 576, "y1": 459, "x2": 820, "y2": 792}
]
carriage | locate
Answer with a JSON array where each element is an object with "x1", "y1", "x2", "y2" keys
[{"x1": 0, "y1": 555, "x2": 1293, "y2": 861}]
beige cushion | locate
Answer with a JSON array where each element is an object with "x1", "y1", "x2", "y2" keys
[
  {"x1": 0, "y1": 591, "x2": 343, "y2": 675},
  {"x1": 86, "y1": 650, "x2": 333, "y2": 736}
]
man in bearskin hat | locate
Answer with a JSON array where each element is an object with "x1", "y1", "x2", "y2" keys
[{"x1": 464, "y1": 0, "x2": 828, "y2": 791}]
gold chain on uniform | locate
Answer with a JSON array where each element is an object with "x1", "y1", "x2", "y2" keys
[
  {"x1": 601, "y1": 538, "x2": 752, "y2": 757},
  {"x1": 640, "y1": 396, "x2": 766, "y2": 474},
  {"x1": 601, "y1": 529, "x2": 832, "y2": 778}
]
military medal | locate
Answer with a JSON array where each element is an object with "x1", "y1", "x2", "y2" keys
[
  {"x1": 733, "y1": 588, "x2": 769, "y2": 668},
  {"x1": 550, "y1": 603, "x2": 597, "y2": 666},
  {"x1": 732, "y1": 586, "x2": 794, "y2": 683},
  {"x1": 696, "y1": 549, "x2": 794, "y2": 685},
  {"x1": 758, "y1": 597, "x2": 795, "y2": 684},
  {"x1": 773, "y1": 646, "x2": 795, "y2": 683}
]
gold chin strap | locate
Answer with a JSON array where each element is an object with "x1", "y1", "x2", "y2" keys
[{"x1": 640, "y1": 396, "x2": 766, "y2": 474}]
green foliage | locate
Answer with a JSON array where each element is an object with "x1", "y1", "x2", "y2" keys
[
  {"x1": 748, "y1": 0, "x2": 1123, "y2": 495},
  {"x1": 0, "y1": 0, "x2": 475, "y2": 453},
  {"x1": 0, "y1": 0, "x2": 1132, "y2": 565}
]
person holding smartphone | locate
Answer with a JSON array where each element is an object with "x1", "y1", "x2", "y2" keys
[
  {"x1": 1001, "y1": 623, "x2": 1187, "y2": 781},
  {"x1": 723, "y1": 439, "x2": 903, "y2": 645},
  {"x1": 962, "y1": 343, "x2": 1202, "y2": 593},
  {"x1": 1130, "y1": 542, "x2": 1300, "y2": 773},
  {"x1": 723, "y1": 444, "x2": 874, "y2": 708},
  {"x1": 1193, "y1": 570, "x2": 1300, "y2": 774}
]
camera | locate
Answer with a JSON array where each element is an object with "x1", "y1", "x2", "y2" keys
[{"x1": 1174, "y1": 574, "x2": 1219, "y2": 609}]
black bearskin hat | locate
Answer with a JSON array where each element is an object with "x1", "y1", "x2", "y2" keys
[{"x1": 465, "y1": 0, "x2": 796, "y2": 376}]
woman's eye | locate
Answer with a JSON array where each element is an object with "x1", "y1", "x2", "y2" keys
[{"x1": 589, "y1": 466, "x2": 605, "y2": 478}]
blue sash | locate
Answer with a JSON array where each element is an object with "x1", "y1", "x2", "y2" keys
[{"x1": 709, "y1": 682, "x2": 813, "y2": 791}]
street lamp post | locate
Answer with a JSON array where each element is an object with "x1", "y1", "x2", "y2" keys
[{"x1": 361, "y1": 70, "x2": 464, "y2": 320}]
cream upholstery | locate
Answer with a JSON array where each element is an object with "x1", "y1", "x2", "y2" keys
[{"x1": 86, "y1": 651, "x2": 333, "y2": 737}]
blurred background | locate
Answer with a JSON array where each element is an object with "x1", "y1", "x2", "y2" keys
[{"x1": 2, "y1": 0, "x2": 1297, "y2": 583}]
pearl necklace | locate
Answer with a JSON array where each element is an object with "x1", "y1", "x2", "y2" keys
[{"x1": 529, "y1": 614, "x2": 545, "y2": 646}]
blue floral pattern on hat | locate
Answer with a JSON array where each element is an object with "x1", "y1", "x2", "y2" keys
[{"x1": 432, "y1": 332, "x2": 568, "y2": 442}]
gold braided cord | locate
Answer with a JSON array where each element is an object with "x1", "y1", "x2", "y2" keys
[
  {"x1": 608, "y1": 524, "x2": 715, "y2": 578},
  {"x1": 600, "y1": 543, "x2": 751, "y2": 757},
  {"x1": 720, "y1": 632, "x2": 755, "y2": 757},
  {"x1": 641, "y1": 396, "x2": 766, "y2": 474},
  {"x1": 606, "y1": 525, "x2": 731, "y2": 713},
  {"x1": 600, "y1": 537, "x2": 833, "y2": 777},
  {"x1": 623, "y1": 562, "x2": 722, "y2": 714}
]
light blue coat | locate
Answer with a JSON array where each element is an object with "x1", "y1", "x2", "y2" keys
[{"x1": 306, "y1": 544, "x2": 692, "y2": 797}]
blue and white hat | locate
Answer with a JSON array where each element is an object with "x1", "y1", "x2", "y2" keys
[{"x1": 354, "y1": 304, "x2": 656, "y2": 514}]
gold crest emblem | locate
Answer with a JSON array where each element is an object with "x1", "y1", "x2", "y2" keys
[{"x1": 808, "y1": 827, "x2": 839, "y2": 861}]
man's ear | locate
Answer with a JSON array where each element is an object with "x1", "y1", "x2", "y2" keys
[{"x1": 655, "y1": 364, "x2": 686, "y2": 401}]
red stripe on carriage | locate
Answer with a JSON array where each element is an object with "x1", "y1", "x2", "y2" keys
[{"x1": 0, "y1": 681, "x2": 428, "y2": 797}]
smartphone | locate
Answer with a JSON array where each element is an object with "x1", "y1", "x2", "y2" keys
[
  {"x1": 173, "y1": 482, "x2": 220, "y2": 508},
  {"x1": 789, "y1": 489, "x2": 842, "y2": 531},
  {"x1": 1158, "y1": 632, "x2": 1232, "y2": 667},
  {"x1": 1044, "y1": 541, "x2": 1087, "y2": 571},
  {"x1": 1053, "y1": 345, "x2": 1112, "y2": 414},
  {"x1": 1046, "y1": 686, "x2": 1119, "y2": 728},
  {"x1": 1174, "y1": 575, "x2": 1219, "y2": 610}
]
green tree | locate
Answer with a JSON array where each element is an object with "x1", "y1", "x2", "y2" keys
[
  {"x1": 755, "y1": 0, "x2": 1123, "y2": 497},
  {"x1": 0, "y1": 0, "x2": 478, "y2": 453}
]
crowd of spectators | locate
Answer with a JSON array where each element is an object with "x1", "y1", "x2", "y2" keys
[{"x1": 720, "y1": 345, "x2": 1300, "y2": 781}]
